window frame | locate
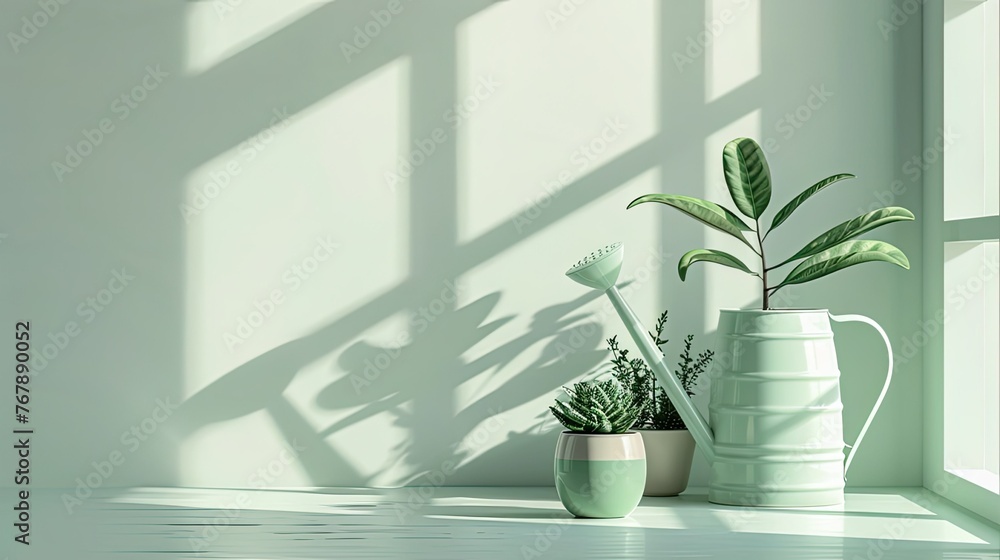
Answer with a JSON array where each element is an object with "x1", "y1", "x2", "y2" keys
[{"x1": 923, "y1": 0, "x2": 1000, "y2": 525}]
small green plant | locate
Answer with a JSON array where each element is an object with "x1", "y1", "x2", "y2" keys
[
  {"x1": 628, "y1": 137, "x2": 914, "y2": 309},
  {"x1": 608, "y1": 310, "x2": 713, "y2": 430},
  {"x1": 549, "y1": 379, "x2": 644, "y2": 434}
]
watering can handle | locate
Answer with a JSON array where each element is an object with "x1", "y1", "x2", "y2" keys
[{"x1": 828, "y1": 312, "x2": 894, "y2": 479}]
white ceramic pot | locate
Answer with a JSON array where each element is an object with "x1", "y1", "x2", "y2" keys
[{"x1": 638, "y1": 429, "x2": 695, "y2": 496}]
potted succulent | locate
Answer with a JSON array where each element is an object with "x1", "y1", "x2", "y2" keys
[
  {"x1": 549, "y1": 379, "x2": 646, "y2": 518},
  {"x1": 607, "y1": 310, "x2": 713, "y2": 496}
]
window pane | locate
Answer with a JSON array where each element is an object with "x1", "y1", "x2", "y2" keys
[
  {"x1": 943, "y1": 240, "x2": 1000, "y2": 494},
  {"x1": 944, "y1": 0, "x2": 1000, "y2": 220}
]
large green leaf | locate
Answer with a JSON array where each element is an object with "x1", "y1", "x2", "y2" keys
[
  {"x1": 773, "y1": 207, "x2": 914, "y2": 268},
  {"x1": 773, "y1": 240, "x2": 910, "y2": 289},
  {"x1": 768, "y1": 173, "x2": 856, "y2": 233},
  {"x1": 722, "y1": 137, "x2": 771, "y2": 219},
  {"x1": 627, "y1": 194, "x2": 754, "y2": 248},
  {"x1": 678, "y1": 249, "x2": 755, "y2": 281}
]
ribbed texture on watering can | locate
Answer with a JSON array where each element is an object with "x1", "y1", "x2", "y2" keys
[{"x1": 708, "y1": 309, "x2": 848, "y2": 506}]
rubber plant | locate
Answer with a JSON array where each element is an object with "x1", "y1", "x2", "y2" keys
[
  {"x1": 627, "y1": 137, "x2": 914, "y2": 309},
  {"x1": 549, "y1": 379, "x2": 644, "y2": 434}
]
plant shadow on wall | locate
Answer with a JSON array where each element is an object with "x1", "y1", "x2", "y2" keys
[
  {"x1": 173, "y1": 290, "x2": 606, "y2": 486},
  {"x1": 316, "y1": 291, "x2": 607, "y2": 485}
]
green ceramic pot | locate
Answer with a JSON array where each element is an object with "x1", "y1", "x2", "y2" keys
[{"x1": 554, "y1": 431, "x2": 646, "y2": 518}]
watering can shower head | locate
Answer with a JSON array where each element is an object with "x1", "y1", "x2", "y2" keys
[{"x1": 564, "y1": 242, "x2": 624, "y2": 291}]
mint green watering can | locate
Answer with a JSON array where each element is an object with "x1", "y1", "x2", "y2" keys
[{"x1": 566, "y1": 242, "x2": 894, "y2": 506}]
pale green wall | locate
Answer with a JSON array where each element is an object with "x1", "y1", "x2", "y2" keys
[{"x1": 1, "y1": 0, "x2": 922, "y2": 489}]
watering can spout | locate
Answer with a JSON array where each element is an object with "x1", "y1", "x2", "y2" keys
[
  {"x1": 565, "y1": 243, "x2": 716, "y2": 464},
  {"x1": 604, "y1": 285, "x2": 717, "y2": 463}
]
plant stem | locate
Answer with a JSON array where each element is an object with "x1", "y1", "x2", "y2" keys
[{"x1": 755, "y1": 219, "x2": 769, "y2": 309}]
